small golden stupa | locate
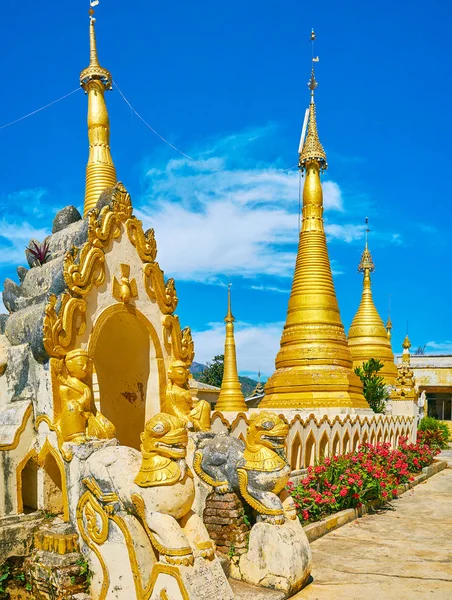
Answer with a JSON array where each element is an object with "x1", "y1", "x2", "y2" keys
[
  {"x1": 262, "y1": 34, "x2": 367, "y2": 410},
  {"x1": 347, "y1": 220, "x2": 398, "y2": 385},
  {"x1": 80, "y1": 11, "x2": 117, "y2": 216},
  {"x1": 215, "y1": 285, "x2": 248, "y2": 412}
]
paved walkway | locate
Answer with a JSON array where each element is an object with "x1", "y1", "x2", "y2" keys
[{"x1": 295, "y1": 451, "x2": 452, "y2": 600}]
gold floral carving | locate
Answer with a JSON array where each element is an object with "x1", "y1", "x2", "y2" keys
[
  {"x1": 162, "y1": 315, "x2": 194, "y2": 368},
  {"x1": 143, "y1": 263, "x2": 178, "y2": 314},
  {"x1": 127, "y1": 219, "x2": 157, "y2": 263},
  {"x1": 43, "y1": 294, "x2": 87, "y2": 359}
]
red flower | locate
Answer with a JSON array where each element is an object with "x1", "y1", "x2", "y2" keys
[
  {"x1": 302, "y1": 510, "x2": 310, "y2": 521},
  {"x1": 339, "y1": 488, "x2": 348, "y2": 497}
]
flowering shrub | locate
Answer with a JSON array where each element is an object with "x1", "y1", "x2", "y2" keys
[
  {"x1": 288, "y1": 439, "x2": 439, "y2": 524},
  {"x1": 417, "y1": 417, "x2": 450, "y2": 450}
]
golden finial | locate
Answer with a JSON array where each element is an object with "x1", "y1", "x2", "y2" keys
[
  {"x1": 402, "y1": 333, "x2": 411, "y2": 364},
  {"x1": 80, "y1": 6, "x2": 112, "y2": 90},
  {"x1": 80, "y1": 1, "x2": 117, "y2": 217},
  {"x1": 215, "y1": 284, "x2": 248, "y2": 412},
  {"x1": 402, "y1": 334, "x2": 411, "y2": 351},
  {"x1": 358, "y1": 217, "x2": 375, "y2": 273},
  {"x1": 299, "y1": 29, "x2": 327, "y2": 171},
  {"x1": 225, "y1": 283, "x2": 234, "y2": 323},
  {"x1": 385, "y1": 295, "x2": 393, "y2": 340}
]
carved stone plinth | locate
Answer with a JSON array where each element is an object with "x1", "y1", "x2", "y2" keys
[
  {"x1": 23, "y1": 519, "x2": 88, "y2": 600},
  {"x1": 203, "y1": 491, "x2": 251, "y2": 556},
  {"x1": 149, "y1": 558, "x2": 234, "y2": 600},
  {"x1": 230, "y1": 517, "x2": 312, "y2": 595}
]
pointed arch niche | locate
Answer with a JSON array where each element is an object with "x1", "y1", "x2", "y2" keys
[
  {"x1": 331, "y1": 432, "x2": 340, "y2": 456},
  {"x1": 304, "y1": 432, "x2": 316, "y2": 468},
  {"x1": 290, "y1": 432, "x2": 302, "y2": 471},
  {"x1": 89, "y1": 304, "x2": 166, "y2": 450},
  {"x1": 319, "y1": 431, "x2": 329, "y2": 460}
]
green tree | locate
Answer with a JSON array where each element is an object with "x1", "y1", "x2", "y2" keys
[
  {"x1": 354, "y1": 359, "x2": 390, "y2": 413},
  {"x1": 199, "y1": 354, "x2": 224, "y2": 388}
]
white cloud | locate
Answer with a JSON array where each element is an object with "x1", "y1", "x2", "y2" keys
[
  {"x1": 250, "y1": 284, "x2": 290, "y2": 294},
  {"x1": 135, "y1": 126, "x2": 373, "y2": 281},
  {"x1": 0, "y1": 220, "x2": 50, "y2": 266},
  {"x1": 192, "y1": 320, "x2": 284, "y2": 378},
  {"x1": 425, "y1": 341, "x2": 452, "y2": 353}
]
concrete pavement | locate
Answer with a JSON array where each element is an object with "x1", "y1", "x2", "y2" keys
[{"x1": 294, "y1": 454, "x2": 452, "y2": 600}]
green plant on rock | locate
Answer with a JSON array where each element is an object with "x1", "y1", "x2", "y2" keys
[
  {"x1": 26, "y1": 239, "x2": 51, "y2": 267},
  {"x1": 76, "y1": 557, "x2": 92, "y2": 587},
  {"x1": 354, "y1": 359, "x2": 390, "y2": 413},
  {"x1": 227, "y1": 543, "x2": 236, "y2": 559},
  {"x1": 0, "y1": 563, "x2": 10, "y2": 594}
]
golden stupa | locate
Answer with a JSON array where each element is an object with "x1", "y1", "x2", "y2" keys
[
  {"x1": 215, "y1": 285, "x2": 248, "y2": 412},
  {"x1": 80, "y1": 11, "x2": 117, "y2": 216},
  {"x1": 262, "y1": 41, "x2": 367, "y2": 410},
  {"x1": 347, "y1": 221, "x2": 398, "y2": 385}
]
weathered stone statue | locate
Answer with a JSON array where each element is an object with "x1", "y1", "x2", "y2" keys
[
  {"x1": 163, "y1": 360, "x2": 211, "y2": 431},
  {"x1": 57, "y1": 349, "x2": 115, "y2": 443},
  {"x1": 79, "y1": 413, "x2": 233, "y2": 598},
  {"x1": 192, "y1": 411, "x2": 311, "y2": 594},
  {"x1": 193, "y1": 411, "x2": 293, "y2": 523}
]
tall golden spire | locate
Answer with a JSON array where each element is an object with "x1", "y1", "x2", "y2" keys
[
  {"x1": 215, "y1": 285, "x2": 248, "y2": 412},
  {"x1": 80, "y1": 8, "x2": 117, "y2": 217},
  {"x1": 262, "y1": 32, "x2": 367, "y2": 410},
  {"x1": 348, "y1": 219, "x2": 398, "y2": 385}
]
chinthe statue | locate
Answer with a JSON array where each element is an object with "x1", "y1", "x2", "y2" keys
[
  {"x1": 78, "y1": 413, "x2": 234, "y2": 599},
  {"x1": 57, "y1": 349, "x2": 115, "y2": 443},
  {"x1": 163, "y1": 359, "x2": 211, "y2": 431},
  {"x1": 193, "y1": 411, "x2": 294, "y2": 524},
  {"x1": 193, "y1": 412, "x2": 312, "y2": 594}
]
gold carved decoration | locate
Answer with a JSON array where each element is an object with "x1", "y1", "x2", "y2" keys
[
  {"x1": 143, "y1": 263, "x2": 178, "y2": 314},
  {"x1": 63, "y1": 244, "x2": 105, "y2": 296},
  {"x1": 127, "y1": 220, "x2": 157, "y2": 263},
  {"x1": 113, "y1": 264, "x2": 138, "y2": 304},
  {"x1": 162, "y1": 315, "x2": 195, "y2": 368},
  {"x1": 77, "y1": 491, "x2": 111, "y2": 600},
  {"x1": 43, "y1": 294, "x2": 87, "y2": 359}
]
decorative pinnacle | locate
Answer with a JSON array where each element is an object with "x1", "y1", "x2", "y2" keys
[
  {"x1": 386, "y1": 295, "x2": 392, "y2": 333},
  {"x1": 358, "y1": 217, "x2": 375, "y2": 273},
  {"x1": 80, "y1": 7, "x2": 112, "y2": 90},
  {"x1": 402, "y1": 335, "x2": 411, "y2": 351},
  {"x1": 225, "y1": 283, "x2": 234, "y2": 323},
  {"x1": 298, "y1": 29, "x2": 327, "y2": 171}
]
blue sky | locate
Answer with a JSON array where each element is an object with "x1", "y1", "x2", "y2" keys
[{"x1": 1, "y1": 0, "x2": 451, "y2": 378}]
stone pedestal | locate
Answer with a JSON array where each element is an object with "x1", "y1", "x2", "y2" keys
[
  {"x1": 231, "y1": 517, "x2": 312, "y2": 595},
  {"x1": 24, "y1": 519, "x2": 88, "y2": 599},
  {"x1": 149, "y1": 558, "x2": 234, "y2": 600},
  {"x1": 203, "y1": 491, "x2": 251, "y2": 556}
]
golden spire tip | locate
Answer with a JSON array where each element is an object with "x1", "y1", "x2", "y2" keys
[{"x1": 226, "y1": 283, "x2": 234, "y2": 322}]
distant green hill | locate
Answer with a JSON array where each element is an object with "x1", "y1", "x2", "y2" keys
[{"x1": 190, "y1": 362, "x2": 258, "y2": 396}]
